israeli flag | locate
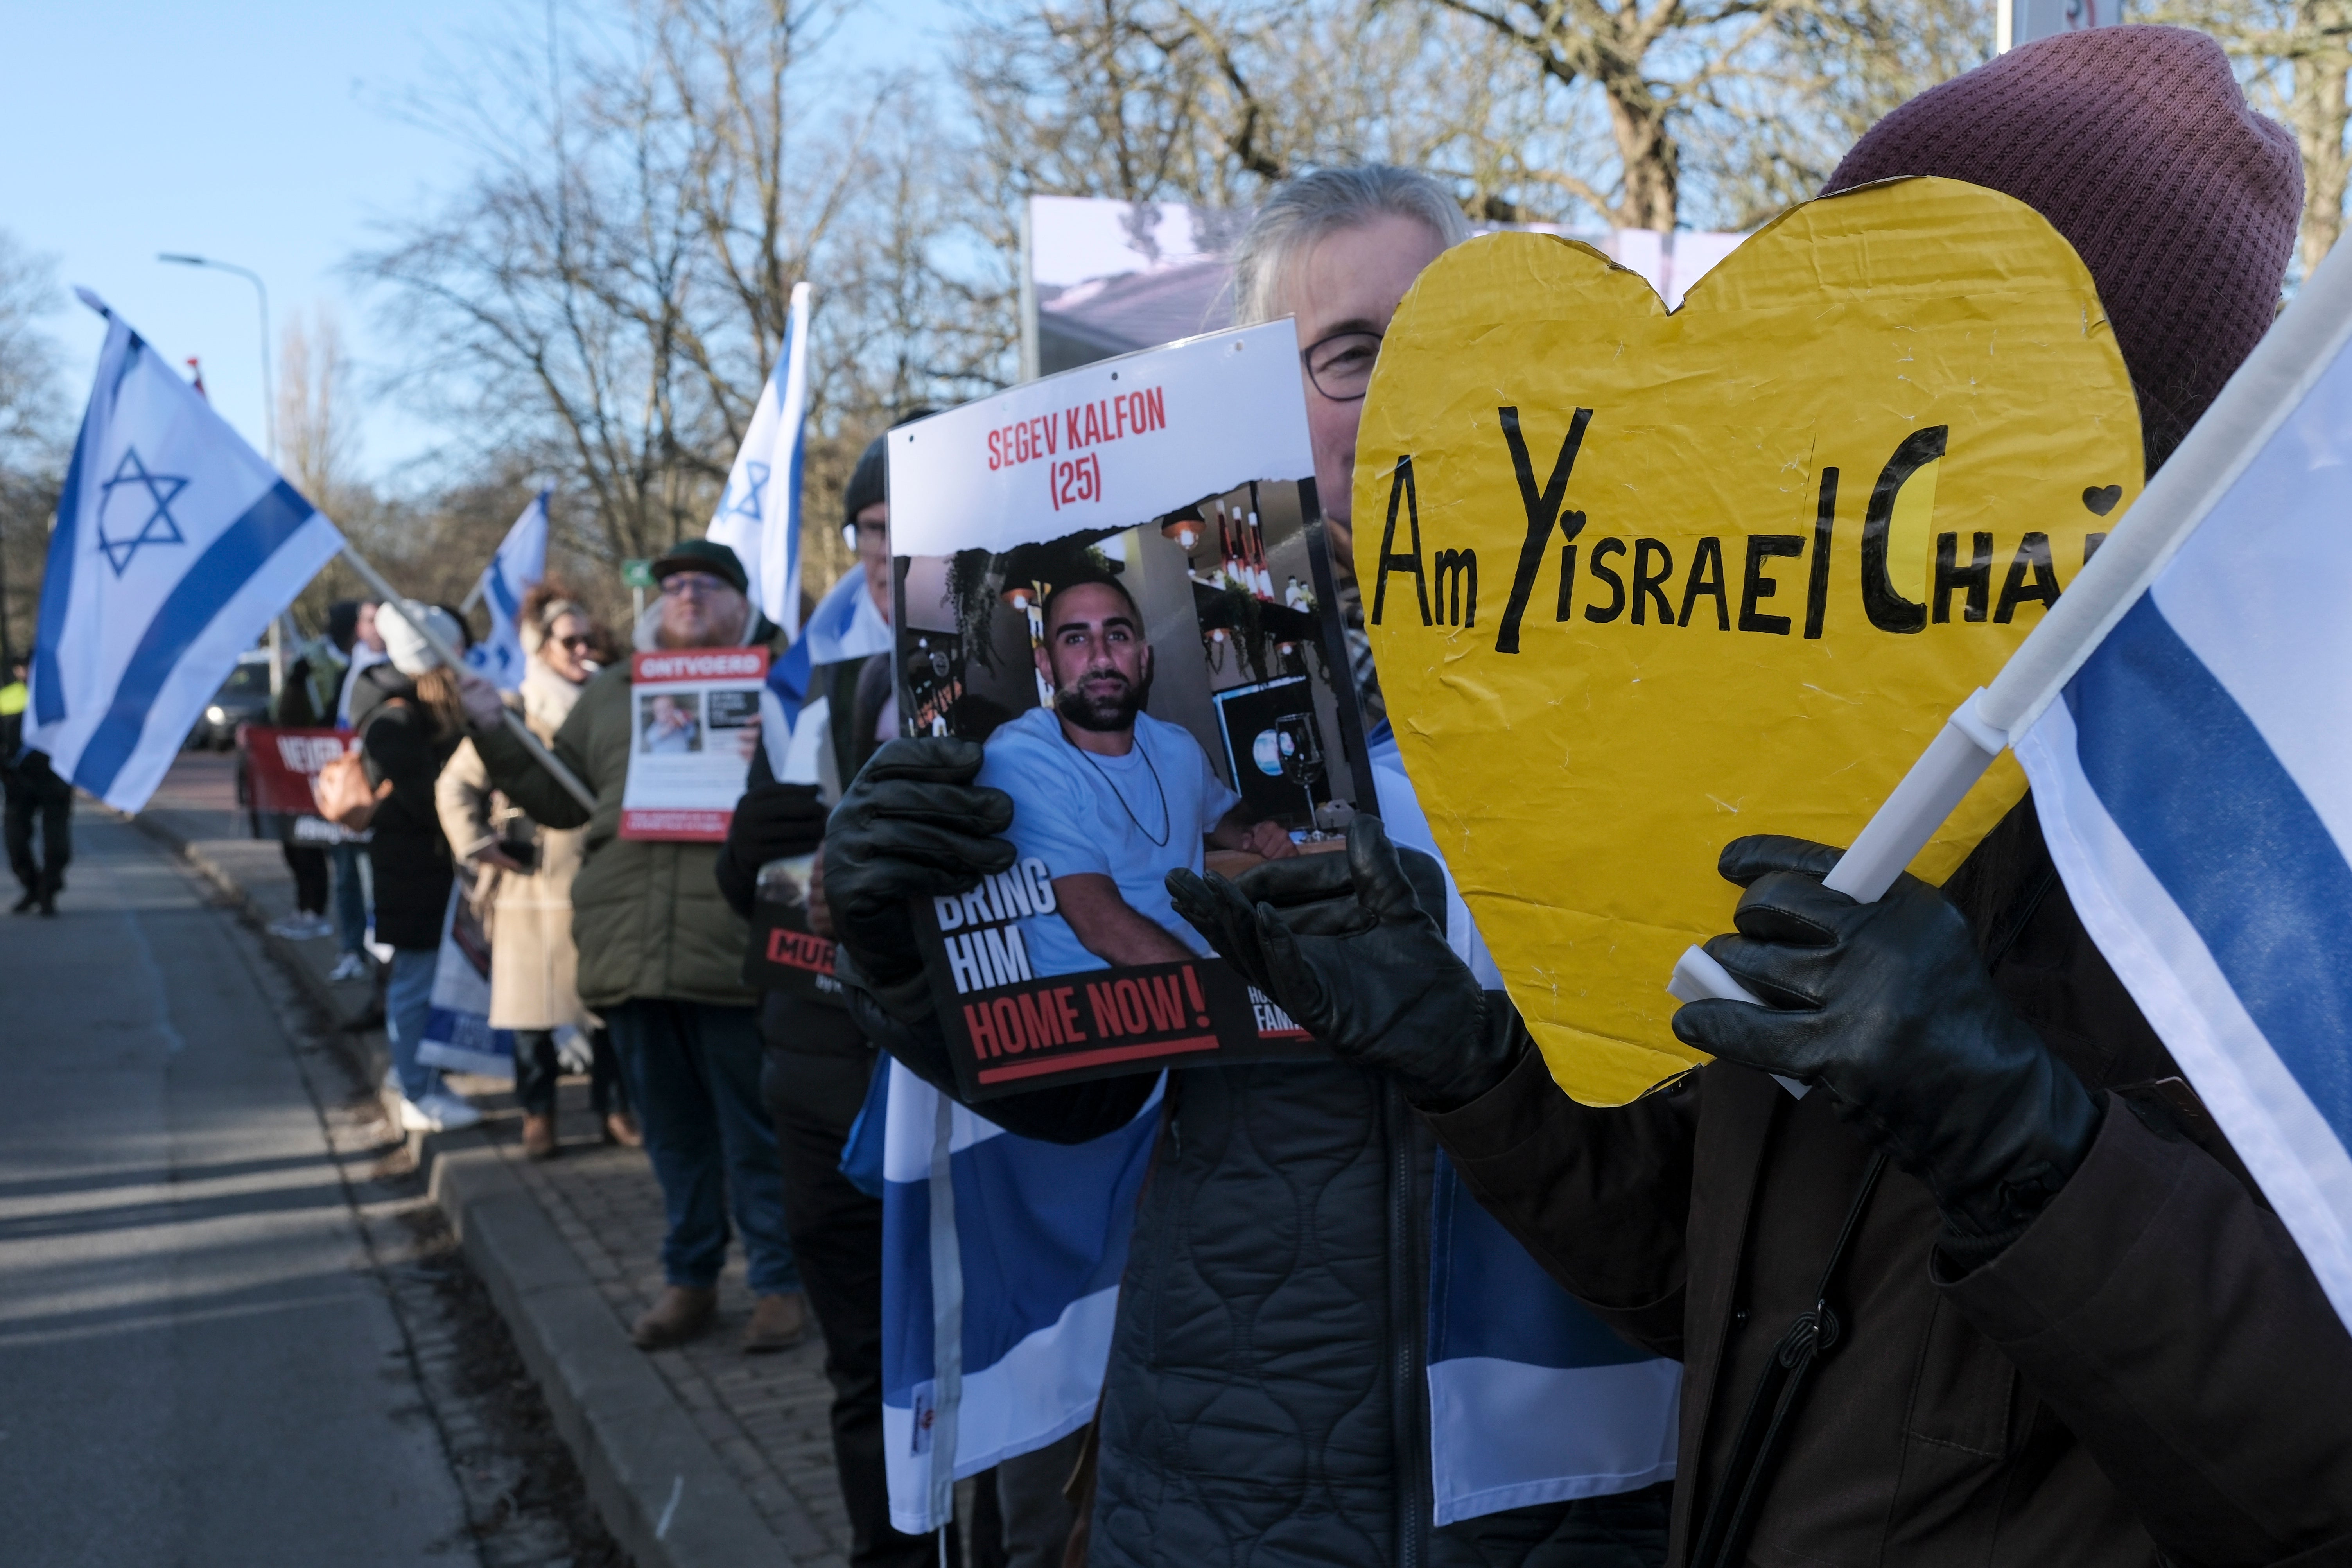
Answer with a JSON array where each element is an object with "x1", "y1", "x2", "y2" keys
[
  {"x1": 28, "y1": 292, "x2": 343, "y2": 811},
  {"x1": 764, "y1": 567, "x2": 893, "y2": 782},
  {"x1": 708, "y1": 280, "x2": 813, "y2": 635},
  {"x1": 2014, "y1": 323, "x2": 2352, "y2": 1334},
  {"x1": 463, "y1": 490, "x2": 549, "y2": 693},
  {"x1": 881, "y1": 1060, "x2": 1161, "y2": 1534},
  {"x1": 1372, "y1": 729, "x2": 1683, "y2": 1520}
]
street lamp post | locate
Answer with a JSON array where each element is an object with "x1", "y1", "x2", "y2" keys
[{"x1": 160, "y1": 252, "x2": 290, "y2": 694}]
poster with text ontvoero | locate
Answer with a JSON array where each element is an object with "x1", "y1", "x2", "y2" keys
[
  {"x1": 1356, "y1": 177, "x2": 2145, "y2": 1107},
  {"x1": 888, "y1": 321, "x2": 1373, "y2": 1100}
]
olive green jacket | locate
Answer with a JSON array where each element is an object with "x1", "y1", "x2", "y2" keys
[{"x1": 472, "y1": 626, "x2": 779, "y2": 1011}]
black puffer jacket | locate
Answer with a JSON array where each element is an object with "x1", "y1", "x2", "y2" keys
[
  {"x1": 852, "y1": 999, "x2": 1669, "y2": 1566},
  {"x1": 352, "y1": 663, "x2": 460, "y2": 951}
]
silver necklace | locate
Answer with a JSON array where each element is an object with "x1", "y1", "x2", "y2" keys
[{"x1": 1074, "y1": 730, "x2": 1171, "y2": 847}]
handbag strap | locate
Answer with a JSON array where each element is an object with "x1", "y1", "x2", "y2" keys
[{"x1": 1687, "y1": 1148, "x2": 1889, "y2": 1568}]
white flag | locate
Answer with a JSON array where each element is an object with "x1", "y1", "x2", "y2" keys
[
  {"x1": 707, "y1": 281, "x2": 813, "y2": 634},
  {"x1": 27, "y1": 292, "x2": 344, "y2": 811},
  {"x1": 463, "y1": 489, "x2": 549, "y2": 692}
]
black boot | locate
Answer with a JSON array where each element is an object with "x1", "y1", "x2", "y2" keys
[{"x1": 10, "y1": 888, "x2": 35, "y2": 915}]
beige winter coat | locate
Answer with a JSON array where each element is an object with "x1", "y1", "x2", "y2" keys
[{"x1": 436, "y1": 659, "x2": 593, "y2": 1032}]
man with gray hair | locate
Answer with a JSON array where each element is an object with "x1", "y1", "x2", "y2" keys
[{"x1": 829, "y1": 166, "x2": 1670, "y2": 1566}]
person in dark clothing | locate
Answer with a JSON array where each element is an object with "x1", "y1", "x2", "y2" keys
[
  {"x1": 823, "y1": 180, "x2": 1669, "y2": 1568},
  {"x1": 1156, "y1": 30, "x2": 2352, "y2": 1568},
  {"x1": 4, "y1": 651, "x2": 70, "y2": 917},
  {"x1": 269, "y1": 609, "x2": 357, "y2": 939},
  {"x1": 711, "y1": 432, "x2": 947, "y2": 1568},
  {"x1": 358, "y1": 599, "x2": 481, "y2": 1134}
]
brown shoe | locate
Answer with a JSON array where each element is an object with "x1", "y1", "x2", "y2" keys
[
  {"x1": 603, "y1": 1109, "x2": 644, "y2": 1148},
  {"x1": 521, "y1": 1113, "x2": 558, "y2": 1160},
  {"x1": 743, "y1": 1291, "x2": 809, "y2": 1354},
  {"x1": 630, "y1": 1285, "x2": 718, "y2": 1350}
]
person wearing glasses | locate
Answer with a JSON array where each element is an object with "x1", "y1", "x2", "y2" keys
[
  {"x1": 436, "y1": 586, "x2": 640, "y2": 1161},
  {"x1": 825, "y1": 169, "x2": 1674, "y2": 1567},
  {"x1": 459, "y1": 538, "x2": 809, "y2": 1358}
]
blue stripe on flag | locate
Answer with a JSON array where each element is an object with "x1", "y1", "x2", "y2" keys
[
  {"x1": 75, "y1": 480, "x2": 317, "y2": 798},
  {"x1": 2066, "y1": 596, "x2": 2352, "y2": 1139},
  {"x1": 882, "y1": 1121, "x2": 1154, "y2": 1403},
  {"x1": 1429, "y1": 1150, "x2": 1653, "y2": 1370}
]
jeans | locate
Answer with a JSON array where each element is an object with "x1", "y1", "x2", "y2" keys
[
  {"x1": 330, "y1": 842, "x2": 370, "y2": 956},
  {"x1": 606, "y1": 999, "x2": 799, "y2": 1297},
  {"x1": 513, "y1": 1028, "x2": 627, "y2": 1118},
  {"x1": 384, "y1": 947, "x2": 447, "y2": 1103}
]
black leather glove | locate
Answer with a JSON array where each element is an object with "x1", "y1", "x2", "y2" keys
[
  {"x1": 1167, "y1": 816, "x2": 1527, "y2": 1112},
  {"x1": 823, "y1": 737, "x2": 1015, "y2": 1005},
  {"x1": 727, "y1": 781, "x2": 829, "y2": 867},
  {"x1": 1672, "y1": 834, "x2": 2101, "y2": 1253}
]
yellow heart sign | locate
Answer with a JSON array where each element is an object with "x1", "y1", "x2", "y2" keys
[{"x1": 1356, "y1": 177, "x2": 2142, "y2": 1106}]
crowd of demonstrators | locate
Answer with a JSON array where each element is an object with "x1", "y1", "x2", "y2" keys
[
  {"x1": 459, "y1": 539, "x2": 810, "y2": 1356},
  {"x1": 825, "y1": 167, "x2": 1673, "y2": 1568},
  {"x1": 437, "y1": 586, "x2": 640, "y2": 1159},
  {"x1": 329, "y1": 599, "x2": 389, "y2": 981},
  {"x1": 356, "y1": 599, "x2": 486, "y2": 1134},
  {"x1": 3, "y1": 650, "x2": 71, "y2": 917}
]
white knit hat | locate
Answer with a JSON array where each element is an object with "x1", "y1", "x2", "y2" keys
[{"x1": 379, "y1": 599, "x2": 464, "y2": 676}]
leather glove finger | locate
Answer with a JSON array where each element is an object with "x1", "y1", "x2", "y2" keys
[
  {"x1": 833, "y1": 778, "x2": 1015, "y2": 838},
  {"x1": 855, "y1": 736, "x2": 990, "y2": 786},
  {"x1": 1230, "y1": 847, "x2": 1357, "y2": 910},
  {"x1": 830, "y1": 820, "x2": 1017, "y2": 884},
  {"x1": 1670, "y1": 991, "x2": 1835, "y2": 1081},
  {"x1": 730, "y1": 782, "x2": 830, "y2": 862},
  {"x1": 1717, "y1": 833, "x2": 1845, "y2": 888},
  {"x1": 1729, "y1": 868, "x2": 1855, "y2": 946},
  {"x1": 1166, "y1": 868, "x2": 1268, "y2": 973},
  {"x1": 1347, "y1": 817, "x2": 1434, "y2": 929},
  {"x1": 1701, "y1": 929, "x2": 1832, "y2": 1010},
  {"x1": 1247, "y1": 897, "x2": 1338, "y2": 1039}
]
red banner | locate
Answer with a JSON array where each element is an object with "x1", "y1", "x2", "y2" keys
[{"x1": 240, "y1": 727, "x2": 355, "y2": 812}]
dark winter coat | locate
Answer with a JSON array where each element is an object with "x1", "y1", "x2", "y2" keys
[
  {"x1": 352, "y1": 663, "x2": 459, "y2": 951},
  {"x1": 858, "y1": 1013, "x2": 1670, "y2": 1567},
  {"x1": 1427, "y1": 799, "x2": 2352, "y2": 1566}
]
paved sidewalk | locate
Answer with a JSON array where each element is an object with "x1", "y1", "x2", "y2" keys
[{"x1": 134, "y1": 754, "x2": 856, "y2": 1568}]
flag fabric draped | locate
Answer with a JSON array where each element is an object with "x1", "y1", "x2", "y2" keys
[
  {"x1": 416, "y1": 883, "x2": 517, "y2": 1080},
  {"x1": 1371, "y1": 729, "x2": 1683, "y2": 1521},
  {"x1": 29, "y1": 292, "x2": 343, "y2": 811},
  {"x1": 463, "y1": 490, "x2": 549, "y2": 692},
  {"x1": 707, "y1": 280, "x2": 813, "y2": 635},
  {"x1": 880, "y1": 1061, "x2": 1161, "y2": 1535},
  {"x1": 762, "y1": 568, "x2": 893, "y2": 780},
  {"x1": 2014, "y1": 329, "x2": 2352, "y2": 1334}
]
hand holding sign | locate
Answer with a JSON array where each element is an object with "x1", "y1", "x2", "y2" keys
[{"x1": 1358, "y1": 177, "x2": 2144, "y2": 1105}]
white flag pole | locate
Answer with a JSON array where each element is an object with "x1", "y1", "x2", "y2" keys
[
  {"x1": 1672, "y1": 238, "x2": 2352, "y2": 1008},
  {"x1": 335, "y1": 544, "x2": 597, "y2": 813}
]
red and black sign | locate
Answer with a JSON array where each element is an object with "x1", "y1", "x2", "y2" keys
[
  {"x1": 238, "y1": 725, "x2": 367, "y2": 844},
  {"x1": 745, "y1": 900, "x2": 845, "y2": 1005},
  {"x1": 920, "y1": 921, "x2": 1320, "y2": 1100}
]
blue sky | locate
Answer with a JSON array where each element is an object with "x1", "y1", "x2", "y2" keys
[{"x1": 0, "y1": 1, "x2": 953, "y2": 483}]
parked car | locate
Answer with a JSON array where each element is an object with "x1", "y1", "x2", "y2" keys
[{"x1": 187, "y1": 650, "x2": 275, "y2": 750}]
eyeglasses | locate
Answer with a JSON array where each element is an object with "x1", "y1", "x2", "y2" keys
[
  {"x1": 660, "y1": 571, "x2": 734, "y2": 597},
  {"x1": 1301, "y1": 329, "x2": 1384, "y2": 402},
  {"x1": 556, "y1": 634, "x2": 595, "y2": 651}
]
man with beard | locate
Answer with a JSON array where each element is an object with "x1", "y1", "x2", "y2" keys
[{"x1": 984, "y1": 575, "x2": 1295, "y2": 971}]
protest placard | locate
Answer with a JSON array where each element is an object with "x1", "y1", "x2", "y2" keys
[
  {"x1": 888, "y1": 320, "x2": 1372, "y2": 1098},
  {"x1": 618, "y1": 648, "x2": 768, "y2": 840},
  {"x1": 239, "y1": 725, "x2": 368, "y2": 845}
]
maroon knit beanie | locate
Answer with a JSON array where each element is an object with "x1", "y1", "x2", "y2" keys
[{"x1": 1826, "y1": 26, "x2": 2302, "y2": 471}]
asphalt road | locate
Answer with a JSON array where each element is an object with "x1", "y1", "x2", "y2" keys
[{"x1": 0, "y1": 805, "x2": 475, "y2": 1566}]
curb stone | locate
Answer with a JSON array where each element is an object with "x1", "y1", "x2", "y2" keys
[{"x1": 123, "y1": 800, "x2": 797, "y2": 1568}]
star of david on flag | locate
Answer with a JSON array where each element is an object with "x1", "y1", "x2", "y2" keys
[
  {"x1": 95, "y1": 449, "x2": 190, "y2": 574},
  {"x1": 27, "y1": 291, "x2": 344, "y2": 811},
  {"x1": 707, "y1": 280, "x2": 812, "y2": 634}
]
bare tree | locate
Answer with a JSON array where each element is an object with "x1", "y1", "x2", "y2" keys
[
  {"x1": 277, "y1": 304, "x2": 360, "y2": 513},
  {"x1": 2146, "y1": 0, "x2": 2352, "y2": 276},
  {"x1": 0, "y1": 231, "x2": 64, "y2": 663}
]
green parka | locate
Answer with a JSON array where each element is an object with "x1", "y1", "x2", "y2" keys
[{"x1": 471, "y1": 624, "x2": 779, "y2": 1011}]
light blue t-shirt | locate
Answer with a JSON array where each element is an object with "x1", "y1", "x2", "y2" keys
[{"x1": 977, "y1": 705, "x2": 1241, "y2": 977}]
